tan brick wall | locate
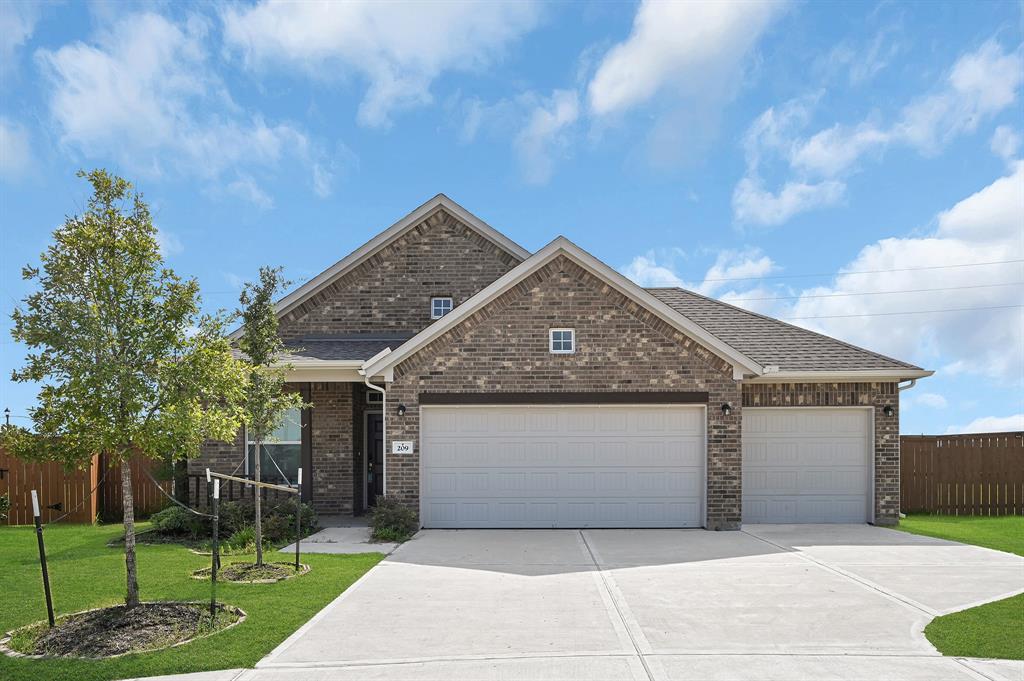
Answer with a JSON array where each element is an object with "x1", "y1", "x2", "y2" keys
[
  {"x1": 278, "y1": 208, "x2": 522, "y2": 341},
  {"x1": 741, "y1": 382, "x2": 900, "y2": 525},
  {"x1": 310, "y1": 382, "x2": 355, "y2": 514},
  {"x1": 384, "y1": 255, "x2": 743, "y2": 529}
]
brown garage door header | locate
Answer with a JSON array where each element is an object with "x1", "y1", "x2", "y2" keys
[{"x1": 418, "y1": 391, "x2": 710, "y2": 405}]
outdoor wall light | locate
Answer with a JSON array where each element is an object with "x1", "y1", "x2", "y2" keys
[
  {"x1": 721, "y1": 403, "x2": 732, "y2": 416},
  {"x1": 397, "y1": 404, "x2": 407, "y2": 417},
  {"x1": 883, "y1": 405, "x2": 895, "y2": 417}
]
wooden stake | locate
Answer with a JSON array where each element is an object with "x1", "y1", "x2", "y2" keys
[{"x1": 31, "y1": 490, "x2": 55, "y2": 628}]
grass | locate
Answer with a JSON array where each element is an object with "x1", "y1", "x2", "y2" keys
[
  {"x1": 0, "y1": 522, "x2": 382, "y2": 681},
  {"x1": 896, "y1": 514, "x2": 1024, "y2": 556},
  {"x1": 898, "y1": 514, "x2": 1024, "y2": 660}
]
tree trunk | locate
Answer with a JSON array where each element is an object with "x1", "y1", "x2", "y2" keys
[
  {"x1": 121, "y1": 461, "x2": 141, "y2": 608},
  {"x1": 254, "y1": 439, "x2": 263, "y2": 566}
]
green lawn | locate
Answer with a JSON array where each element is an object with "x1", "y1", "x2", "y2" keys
[
  {"x1": 898, "y1": 514, "x2": 1024, "y2": 660},
  {"x1": 0, "y1": 523, "x2": 382, "y2": 681}
]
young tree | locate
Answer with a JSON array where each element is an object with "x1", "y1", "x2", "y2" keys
[
  {"x1": 238, "y1": 266, "x2": 306, "y2": 566},
  {"x1": 6, "y1": 170, "x2": 246, "y2": 608}
]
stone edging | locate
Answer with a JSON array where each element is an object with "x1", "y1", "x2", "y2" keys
[{"x1": 0, "y1": 601, "x2": 247, "y2": 660}]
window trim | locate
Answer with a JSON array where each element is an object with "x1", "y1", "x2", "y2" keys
[
  {"x1": 549, "y1": 328, "x2": 576, "y2": 354},
  {"x1": 430, "y1": 296, "x2": 454, "y2": 319}
]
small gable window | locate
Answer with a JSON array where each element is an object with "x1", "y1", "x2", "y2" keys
[
  {"x1": 431, "y1": 297, "x2": 453, "y2": 319},
  {"x1": 549, "y1": 328, "x2": 575, "y2": 354}
]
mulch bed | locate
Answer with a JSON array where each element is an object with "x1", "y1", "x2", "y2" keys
[
  {"x1": 192, "y1": 561, "x2": 310, "y2": 583},
  {"x1": 1, "y1": 602, "x2": 243, "y2": 659}
]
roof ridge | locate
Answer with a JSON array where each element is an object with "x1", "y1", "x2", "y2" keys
[{"x1": 647, "y1": 286, "x2": 923, "y2": 371}]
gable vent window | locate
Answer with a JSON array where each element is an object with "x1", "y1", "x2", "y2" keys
[
  {"x1": 549, "y1": 328, "x2": 575, "y2": 354},
  {"x1": 431, "y1": 297, "x2": 453, "y2": 319}
]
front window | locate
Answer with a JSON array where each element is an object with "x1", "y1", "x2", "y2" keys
[
  {"x1": 247, "y1": 407, "x2": 301, "y2": 485},
  {"x1": 549, "y1": 328, "x2": 575, "y2": 354},
  {"x1": 431, "y1": 297, "x2": 453, "y2": 319}
]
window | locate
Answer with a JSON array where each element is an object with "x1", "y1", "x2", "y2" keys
[
  {"x1": 431, "y1": 297, "x2": 453, "y2": 319},
  {"x1": 246, "y1": 407, "x2": 302, "y2": 485},
  {"x1": 549, "y1": 328, "x2": 575, "y2": 354}
]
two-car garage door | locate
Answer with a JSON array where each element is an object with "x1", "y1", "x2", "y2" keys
[
  {"x1": 420, "y1": 405, "x2": 705, "y2": 528},
  {"x1": 742, "y1": 408, "x2": 872, "y2": 523}
]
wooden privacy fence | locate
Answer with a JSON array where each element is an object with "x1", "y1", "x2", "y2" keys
[
  {"x1": 901, "y1": 432, "x2": 1024, "y2": 515},
  {"x1": 0, "y1": 447, "x2": 171, "y2": 525}
]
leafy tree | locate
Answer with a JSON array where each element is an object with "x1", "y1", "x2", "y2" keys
[
  {"x1": 5, "y1": 169, "x2": 246, "y2": 608},
  {"x1": 237, "y1": 266, "x2": 307, "y2": 566}
]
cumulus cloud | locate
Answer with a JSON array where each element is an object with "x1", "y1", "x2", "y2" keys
[
  {"x1": 226, "y1": 175, "x2": 274, "y2": 210},
  {"x1": 36, "y1": 12, "x2": 336, "y2": 204},
  {"x1": 0, "y1": 1, "x2": 40, "y2": 72},
  {"x1": 623, "y1": 248, "x2": 776, "y2": 296},
  {"x1": 990, "y1": 125, "x2": 1021, "y2": 161},
  {"x1": 0, "y1": 117, "x2": 32, "y2": 180},
  {"x1": 514, "y1": 90, "x2": 579, "y2": 185},
  {"x1": 155, "y1": 227, "x2": 184, "y2": 257},
  {"x1": 912, "y1": 393, "x2": 949, "y2": 409},
  {"x1": 734, "y1": 40, "x2": 1023, "y2": 226},
  {"x1": 587, "y1": 0, "x2": 786, "y2": 116},
  {"x1": 946, "y1": 414, "x2": 1024, "y2": 434},
  {"x1": 221, "y1": 0, "x2": 542, "y2": 128}
]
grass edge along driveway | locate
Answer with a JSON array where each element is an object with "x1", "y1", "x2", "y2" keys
[
  {"x1": 0, "y1": 523, "x2": 382, "y2": 681},
  {"x1": 897, "y1": 514, "x2": 1024, "y2": 660}
]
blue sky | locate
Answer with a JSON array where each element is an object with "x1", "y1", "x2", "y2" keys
[{"x1": 1, "y1": 1, "x2": 1022, "y2": 435}]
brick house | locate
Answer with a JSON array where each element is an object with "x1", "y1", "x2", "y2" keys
[{"x1": 194, "y1": 195, "x2": 931, "y2": 529}]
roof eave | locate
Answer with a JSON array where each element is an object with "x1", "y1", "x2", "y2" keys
[
  {"x1": 746, "y1": 369, "x2": 934, "y2": 383},
  {"x1": 362, "y1": 236, "x2": 763, "y2": 379},
  {"x1": 227, "y1": 194, "x2": 531, "y2": 340}
]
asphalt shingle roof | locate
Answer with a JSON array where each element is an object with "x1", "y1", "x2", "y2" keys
[
  {"x1": 234, "y1": 334, "x2": 412, "y2": 363},
  {"x1": 647, "y1": 287, "x2": 923, "y2": 373}
]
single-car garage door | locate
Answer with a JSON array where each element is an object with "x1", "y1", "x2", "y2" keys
[
  {"x1": 742, "y1": 408, "x2": 872, "y2": 523},
  {"x1": 420, "y1": 405, "x2": 705, "y2": 528}
]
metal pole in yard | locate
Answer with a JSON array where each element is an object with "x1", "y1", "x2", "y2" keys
[
  {"x1": 31, "y1": 490, "x2": 55, "y2": 628},
  {"x1": 211, "y1": 478, "x2": 220, "y2": 620},
  {"x1": 295, "y1": 468, "x2": 302, "y2": 571}
]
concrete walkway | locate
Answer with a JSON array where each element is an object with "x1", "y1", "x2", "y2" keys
[
  {"x1": 278, "y1": 523, "x2": 398, "y2": 556},
  {"x1": 135, "y1": 525, "x2": 1024, "y2": 681}
]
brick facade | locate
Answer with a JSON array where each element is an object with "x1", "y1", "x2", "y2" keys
[
  {"x1": 742, "y1": 382, "x2": 900, "y2": 525},
  {"x1": 385, "y1": 255, "x2": 743, "y2": 530},
  {"x1": 277, "y1": 209, "x2": 522, "y2": 342}
]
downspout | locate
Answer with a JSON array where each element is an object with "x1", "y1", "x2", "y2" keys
[
  {"x1": 897, "y1": 379, "x2": 917, "y2": 392},
  {"x1": 363, "y1": 376, "x2": 387, "y2": 497}
]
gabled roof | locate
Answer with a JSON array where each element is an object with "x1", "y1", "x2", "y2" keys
[
  {"x1": 361, "y1": 237, "x2": 765, "y2": 380},
  {"x1": 648, "y1": 287, "x2": 931, "y2": 380},
  {"x1": 228, "y1": 194, "x2": 530, "y2": 339}
]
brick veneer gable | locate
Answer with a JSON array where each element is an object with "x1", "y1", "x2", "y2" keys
[
  {"x1": 742, "y1": 382, "x2": 900, "y2": 525},
  {"x1": 385, "y1": 255, "x2": 743, "y2": 529},
  {"x1": 278, "y1": 208, "x2": 522, "y2": 341}
]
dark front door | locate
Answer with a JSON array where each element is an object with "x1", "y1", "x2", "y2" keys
[{"x1": 366, "y1": 413, "x2": 384, "y2": 507}]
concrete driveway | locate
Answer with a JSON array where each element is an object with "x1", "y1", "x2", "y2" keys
[{"x1": 234, "y1": 525, "x2": 1023, "y2": 681}]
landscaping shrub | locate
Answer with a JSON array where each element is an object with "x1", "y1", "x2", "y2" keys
[
  {"x1": 370, "y1": 496, "x2": 418, "y2": 542},
  {"x1": 148, "y1": 505, "x2": 210, "y2": 540},
  {"x1": 0, "y1": 493, "x2": 9, "y2": 522},
  {"x1": 146, "y1": 497, "x2": 317, "y2": 547}
]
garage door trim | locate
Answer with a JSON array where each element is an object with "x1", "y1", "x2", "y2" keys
[
  {"x1": 419, "y1": 403, "x2": 708, "y2": 529},
  {"x1": 742, "y1": 406, "x2": 874, "y2": 524}
]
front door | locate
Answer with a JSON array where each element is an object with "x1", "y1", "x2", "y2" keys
[{"x1": 366, "y1": 413, "x2": 384, "y2": 507}]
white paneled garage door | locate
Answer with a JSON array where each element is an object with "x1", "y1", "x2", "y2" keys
[
  {"x1": 742, "y1": 408, "x2": 872, "y2": 523},
  {"x1": 420, "y1": 405, "x2": 705, "y2": 528}
]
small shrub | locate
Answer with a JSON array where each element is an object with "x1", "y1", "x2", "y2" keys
[
  {"x1": 0, "y1": 493, "x2": 9, "y2": 522},
  {"x1": 223, "y1": 527, "x2": 258, "y2": 553},
  {"x1": 370, "y1": 496, "x2": 418, "y2": 542},
  {"x1": 149, "y1": 505, "x2": 210, "y2": 539}
]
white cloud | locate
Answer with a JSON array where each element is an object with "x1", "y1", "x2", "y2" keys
[
  {"x1": 221, "y1": 0, "x2": 542, "y2": 128},
  {"x1": 36, "y1": 12, "x2": 334, "y2": 204},
  {"x1": 155, "y1": 227, "x2": 184, "y2": 256},
  {"x1": 622, "y1": 248, "x2": 776, "y2": 296},
  {"x1": 0, "y1": 117, "x2": 32, "y2": 180},
  {"x1": 991, "y1": 125, "x2": 1021, "y2": 161},
  {"x1": 514, "y1": 90, "x2": 580, "y2": 185},
  {"x1": 946, "y1": 414, "x2": 1024, "y2": 434},
  {"x1": 784, "y1": 163, "x2": 1024, "y2": 379},
  {"x1": 732, "y1": 177, "x2": 845, "y2": 227},
  {"x1": 734, "y1": 40, "x2": 1023, "y2": 226},
  {"x1": 587, "y1": 0, "x2": 787, "y2": 116},
  {"x1": 913, "y1": 393, "x2": 949, "y2": 409},
  {"x1": 226, "y1": 175, "x2": 274, "y2": 210},
  {"x1": 0, "y1": 1, "x2": 40, "y2": 72}
]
